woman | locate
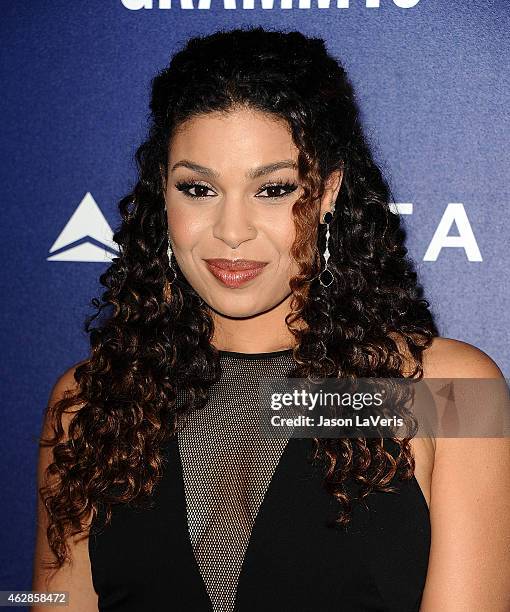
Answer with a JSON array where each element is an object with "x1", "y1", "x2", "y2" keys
[{"x1": 32, "y1": 26, "x2": 510, "y2": 611}]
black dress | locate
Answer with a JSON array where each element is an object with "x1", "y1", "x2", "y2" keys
[{"x1": 88, "y1": 349, "x2": 430, "y2": 611}]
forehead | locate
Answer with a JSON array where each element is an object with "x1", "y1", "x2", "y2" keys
[{"x1": 168, "y1": 108, "x2": 299, "y2": 178}]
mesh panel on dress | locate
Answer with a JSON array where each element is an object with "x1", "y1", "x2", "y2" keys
[{"x1": 176, "y1": 350, "x2": 295, "y2": 612}]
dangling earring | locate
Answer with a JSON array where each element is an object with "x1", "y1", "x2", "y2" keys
[
  {"x1": 318, "y1": 206, "x2": 334, "y2": 288},
  {"x1": 163, "y1": 202, "x2": 177, "y2": 285},
  {"x1": 167, "y1": 236, "x2": 177, "y2": 284}
]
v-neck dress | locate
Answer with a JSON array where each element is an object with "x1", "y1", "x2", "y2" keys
[{"x1": 88, "y1": 349, "x2": 431, "y2": 611}]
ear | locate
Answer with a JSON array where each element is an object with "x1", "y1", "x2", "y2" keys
[{"x1": 319, "y1": 169, "x2": 343, "y2": 222}]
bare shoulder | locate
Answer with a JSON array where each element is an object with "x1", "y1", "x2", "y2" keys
[
  {"x1": 36, "y1": 360, "x2": 89, "y2": 459},
  {"x1": 386, "y1": 332, "x2": 503, "y2": 379},
  {"x1": 417, "y1": 339, "x2": 510, "y2": 609},
  {"x1": 31, "y1": 358, "x2": 97, "y2": 612},
  {"x1": 421, "y1": 336, "x2": 504, "y2": 379},
  {"x1": 49, "y1": 359, "x2": 88, "y2": 407}
]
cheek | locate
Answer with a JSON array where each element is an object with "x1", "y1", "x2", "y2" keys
[
  {"x1": 274, "y1": 216, "x2": 297, "y2": 255},
  {"x1": 167, "y1": 208, "x2": 202, "y2": 249},
  {"x1": 268, "y1": 221, "x2": 298, "y2": 275}
]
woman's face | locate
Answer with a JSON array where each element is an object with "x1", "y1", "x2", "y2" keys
[{"x1": 162, "y1": 107, "x2": 337, "y2": 319}]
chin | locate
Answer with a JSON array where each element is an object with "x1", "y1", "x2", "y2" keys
[
  {"x1": 203, "y1": 294, "x2": 274, "y2": 319},
  {"x1": 212, "y1": 302, "x2": 264, "y2": 319}
]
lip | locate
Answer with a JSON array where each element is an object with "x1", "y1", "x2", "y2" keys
[{"x1": 204, "y1": 258, "x2": 268, "y2": 288}]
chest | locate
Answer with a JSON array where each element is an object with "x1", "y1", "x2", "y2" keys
[{"x1": 88, "y1": 437, "x2": 430, "y2": 612}]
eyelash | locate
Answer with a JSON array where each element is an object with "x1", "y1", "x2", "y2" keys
[{"x1": 174, "y1": 179, "x2": 298, "y2": 201}]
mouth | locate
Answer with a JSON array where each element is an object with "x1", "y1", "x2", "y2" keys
[{"x1": 203, "y1": 258, "x2": 269, "y2": 288}]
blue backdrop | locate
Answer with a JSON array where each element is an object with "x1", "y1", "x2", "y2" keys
[{"x1": 1, "y1": 0, "x2": 508, "y2": 598}]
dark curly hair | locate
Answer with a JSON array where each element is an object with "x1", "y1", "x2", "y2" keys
[{"x1": 39, "y1": 25, "x2": 438, "y2": 570}]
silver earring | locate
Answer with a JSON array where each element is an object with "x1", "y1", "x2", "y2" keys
[
  {"x1": 167, "y1": 236, "x2": 177, "y2": 284},
  {"x1": 318, "y1": 207, "x2": 334, "y2": 288},
  {"x1": 164, "y1": 203, "x2": 177, "y2": 284}
]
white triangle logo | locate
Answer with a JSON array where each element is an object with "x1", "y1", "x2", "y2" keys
[{"x1": 47, "y1": 192, "x2": 119, "y2": 262}]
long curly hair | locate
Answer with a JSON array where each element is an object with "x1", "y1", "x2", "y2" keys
[{"x1": 39, "y1": 26, "x2": 438, "y2": 570}]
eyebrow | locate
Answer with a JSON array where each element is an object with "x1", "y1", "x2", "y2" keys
[{"x1": 169, "y1": 159, "x2": 298, "y2": 180}]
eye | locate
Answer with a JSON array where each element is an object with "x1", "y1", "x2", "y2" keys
[
  {"x1": 174, "y1": 180, "x2": 216, "y2": 199},
  {"x1": 256, "y1": 180, "x2": 299, "y2": 200},
  {"x1": 174, "y1": 178, "x2": 299, "y2": 201}
]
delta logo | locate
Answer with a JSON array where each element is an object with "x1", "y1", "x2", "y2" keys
[{"x1": 47, "y1": 192, "x2": 118, "y2": 263}]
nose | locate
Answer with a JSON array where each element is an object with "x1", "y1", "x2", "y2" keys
[{"x1": 212, "y1": 196, "x2": 256, "y2": 249}]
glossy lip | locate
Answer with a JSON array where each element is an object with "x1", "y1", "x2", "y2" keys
[
  {"x1": 203, "y1": 258, "x2": 268, "y2": 288},
  {"x1": 203, "y1": 258, "x2": 268, "y2": 271}
]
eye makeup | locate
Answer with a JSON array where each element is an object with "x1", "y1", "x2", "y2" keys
[{"x1": 174, "y1": 177, "x2": 299, "y2": 201}]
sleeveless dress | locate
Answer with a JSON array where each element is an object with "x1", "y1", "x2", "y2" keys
[{"x1": 88, "y1": 348, "x2": 431, "y2": 611}]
